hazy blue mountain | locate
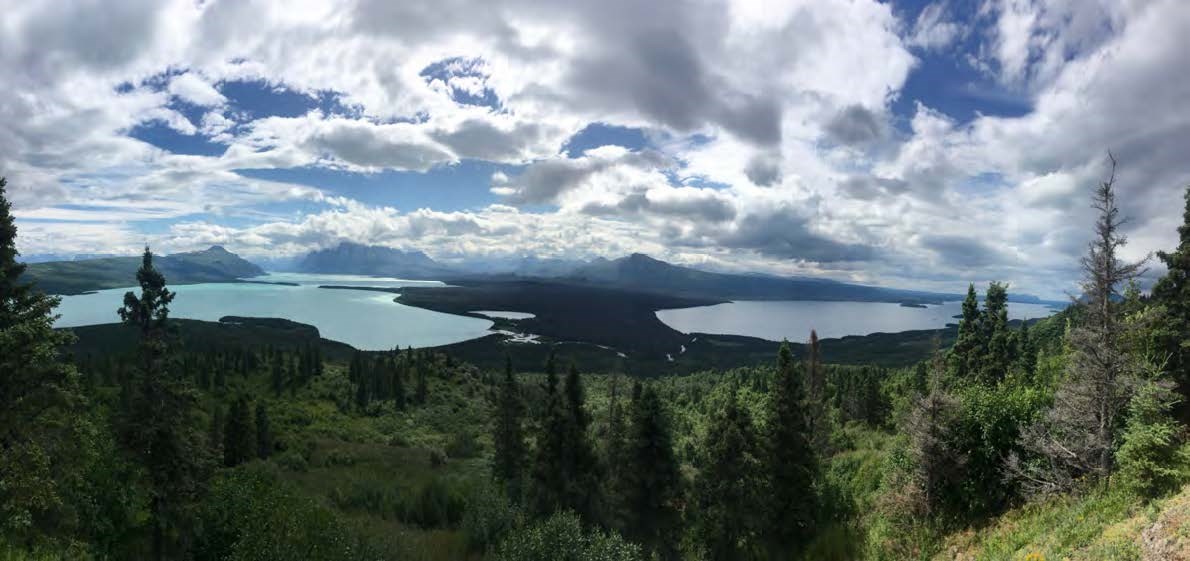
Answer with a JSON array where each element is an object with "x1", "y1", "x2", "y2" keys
[
  {"x1": 451, "y1": 255, "x2": 589, "y2": 277},
  {"x1": 564, "y1": 253, "x2": 954, "y2": 303},
  {"x1": 296, "y1": 242, "x2": 456, "y2": 279},
  {"x1": 24, "y1": 245, "x2": 264, "y2": 295}
]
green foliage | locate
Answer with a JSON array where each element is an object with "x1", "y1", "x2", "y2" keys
[
  {"x1": 1116, "y1": 379, "x2": 1187, "y2": 498},
  {"x1": 632, "y1": 384, "x2": 684, "y2": 558},
  {"x1": 461, "y1": 482, "x2": 522, "y2": 553},
  {"x1": 692, "y1": 385, "x2": 763, "y2": 560},
  {"x1": 1153, "y1": 186, "x2": 1190, "y2": 396},
  {"x1": 194, "y1": 464, "x2": 380, "y2": 561},
  {"x1": 493, "y1": 511, "x2": 643, "y2": 561},
  {"x1": 954, "y1": 380, "x2": 1049, "y2": 516},
  {"x1": 0, "y1": 177, "x2": 92, "y2": 546},
  {"x1": 493, "y1": 356, "x2": 527, "y2": 502},
  {"x1": 116, "y1": 247, "x2": 210, "y2": 560},
  {"x1": 764, "y1": 341, "x2": 817, "y2": 554},
  {"x1": 224, "y1": 396, "x2": 255, "y2": 467}
]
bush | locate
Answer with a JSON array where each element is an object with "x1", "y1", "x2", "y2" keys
[
  {"x1": 462, "y1": 484, "x2": 521, "y2": 553},
  {"x1": 1116, "y1": 380, "x2": 1187, "y2": 498},
  {"x1": 274, "y1": 450, "x2": 309, "y2": 472},
  {"x1": 493, "y1": 511, "x2": 643, "y2": 561},
  {"x1": 407, "y1": 478, "x2": 464, "y2": 528},
  {"x1": 445, "y1": 429, "x2": 482, "y2": 459},
  {"x1": 194, "y1": 464, "x2": 380, "y2": 561}
]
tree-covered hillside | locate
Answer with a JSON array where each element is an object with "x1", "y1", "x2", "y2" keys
[
  {"x1": 23, "y1": 245, "x2": 264, "y2": 295},
  {"x1": 5, "y1": 168, "x2": 1190, "y2": 561}
]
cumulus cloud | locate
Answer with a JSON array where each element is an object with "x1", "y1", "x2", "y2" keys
[
  {"x1": 907, "y1": 2, "x2": 965, "y2": 51},
  {"x1": 168, "y1": 72, "x2": 226, "y2": 106},
  {"x1": 3, "y1": 0, "x2": 1189, "y2": 298}
]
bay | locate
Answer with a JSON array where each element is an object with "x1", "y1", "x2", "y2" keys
[
  {"x1": 656, "y1": 300, "x2": 1059, "y2": 342},
  {"x1": 53, "y1": 273, "x2": 494, "y2": 350}
]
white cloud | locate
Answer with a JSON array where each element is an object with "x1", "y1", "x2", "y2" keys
[
  {"x1": 168, "y1": 72, "x2": 226, "y2": 106},
  {"x1": 1, "y1": 0, "x2": 1188, "y2": 299}
]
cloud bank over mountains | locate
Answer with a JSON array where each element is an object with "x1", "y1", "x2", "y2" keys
[{"x1": 2, "y1": 0, "x2": 1188, "y2": 298}]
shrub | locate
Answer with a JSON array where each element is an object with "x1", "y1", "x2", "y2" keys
[
  {"x1": 493, "y1": 511, "x2": 643, "y2": 561},
  {"x1": 194, "y1": 464, "x2": 380, "y2": 561},
  {"x1": 1116, "y1": 379, "x2": 1187, "y2": 497},
  {"x1": 445, "y1": 429, "x2": 482, "y2": 459},
  {"x1": 462, "y1": 484, "x2": 522, "y2": 553}
]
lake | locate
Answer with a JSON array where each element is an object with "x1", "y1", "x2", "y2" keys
[
  {"x1": 656, "y1": 300, "x2": 1060, "y2": 342},
  {"x1": 53, "y1": 273, "x2": 494, "y2": 350}
]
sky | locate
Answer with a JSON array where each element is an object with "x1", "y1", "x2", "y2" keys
[{"x1": 2, "y1": 0, "x2": 1188, "y2": 299}]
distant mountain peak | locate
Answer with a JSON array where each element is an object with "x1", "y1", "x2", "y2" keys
[{"x1": 206, "y1": 245, "x2": 230, "y2": 253}]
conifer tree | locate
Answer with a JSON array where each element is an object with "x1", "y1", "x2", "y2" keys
[
  {"x1": 950, "y1": 283, "x2": 983, "y2": 379},
  {"x1": 117, "y1": 246, "x2": 208, "y2": 561},
  {"x1": 764, "y1": 341, "x2": 816, "y2": 555},
  {"x1": 622, "y1": 384, "x2": 681, "y2": 561},
  {"x1": 805, "y1": 330, "x2": 830, "y2": 454},
  {"x1": 493, "y1": 355, "x2": 527, "y2": 503},
  {"x1": 693, "y1": 386, "x2": 763, "y2": 561},
  {"x1": 222, "y1": 396, "x2": 254, "y2": 467},
  {"x1": 529, "y1": 353, "x2": 567, "y2": 517},
  {"x1": 981, "y1": 282, "x2": 1012, "y2": 382},
  {"x1": 1013, "y1": 159, "x2": 1147, "y2": 492},
  {"x1": 209, "y1": 404, "x2": 225, "y2": 461},
  {"x1": 561, "y1": 363, "x2": 600, "y2": 522},
  {"x1": 255, "y1": 403, "x2": 273, "y2": 460},
  {"x1": 1153, "y1": 186, "x2": 1190, "y2": 399},
  {"x1": 1016, "y1": 321, "x2": 1038, "y2": 378},
  {"x1": 392, "y1": 353, "x2": 406, "y2": 410},
  {"x1": 0, "y1": 177, "x2": 90, "y2": 545},
  {"x1": 271, "y1": 356, "x2": 285, "y2": 397},
  {"x1": 415, "y1": 361, "x2": 428, "y2": 405},
  {"x1": 602, "y1": 374, "x2": 630, "y2": 531}
]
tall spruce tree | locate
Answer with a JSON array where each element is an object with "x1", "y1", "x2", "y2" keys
[
  {"x1": 561, "y1": 363, "x2": 601, "y2": 522},
  {"x1": 693, "y1": 386, "x2": 763, "y2": 561},
  {"x1": 117, "y1": 246, "x2": 208, "y2": 561},
  {"x1": 529, "y1": 352, "x2": 567, "y2": 516},
  {"x1": 1153, "y1": 186, "x2": 1190, "y2": 402},
  {"x1": 950, "y1": 283, "x2": 983, "y2": 379},
  {"x1": 805, "y1": 330, "x2": 830, "y2": 454},
  {"x1": 493, "y1": 355, "x2": 527, "y2": 503},
  {"x1": 623, "y1": 384, "x2": 681, "y2": 561},
  {"x1": 222, "y1": 396, "x2": 254, "y2": 467},
  {"x1": 255, "y1": 403, "x2": 273, "y2": 460},
  {"x1": 602, "y1": 374, "x2": 630, "y2": 531},
  {"x1": 0, "y1": 177, "x2": 90, "y2": 545},
  {"x1": 764, "y1": 341, "x2": 816, "y2": 555},
  {"x1": 981, "y1": 282, "x2": 1013, "y2": 382}
]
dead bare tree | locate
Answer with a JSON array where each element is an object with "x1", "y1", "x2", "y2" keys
[{"x1": 1009, "y1": 156, "x2": 1149, "y2": 495}]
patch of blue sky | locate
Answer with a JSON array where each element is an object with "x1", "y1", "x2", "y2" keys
[
  {"x1": 889, "y1": 0, "x2": 1034, "y2": 128},
  {"x1": 234, "y1": 159, "x2": 522, "y2": 212},
  {"x1": 129, "y1": 120, "x2": 228, "y2": 156},
  {"x1": 562, "y1": 123, "x2": 650, "y2": 157},
  {"x1": 419, "y1": 57, "x2": 501, "y2": 109}
]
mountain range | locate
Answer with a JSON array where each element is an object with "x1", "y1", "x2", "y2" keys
[
  {"x1": 23, "y1": 246, "x2": 264, "y2": 295},
  {"x1": 22, "y1": 242, "x2": 1062, "y2": 305}
]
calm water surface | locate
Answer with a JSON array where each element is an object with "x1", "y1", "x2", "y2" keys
[
  {"x1": 53, "y1": 273, "x2": 494, "y2": 350},
  {"x1": 656, "y1": 300, "x2": 1059, "y2": 341}
]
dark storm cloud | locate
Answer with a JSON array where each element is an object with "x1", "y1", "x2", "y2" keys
[
  {"x1": 697, "y1": 208, "x2": 877, "y2": 262},
  {"x1": 745, "y1": 152, "x2": 783, "y2": 187},
  {"x1": 580, "y1": 190, "x2": 736, "y2": 223},
  {"x1": 432, "y1": 119, "x2": 550, "y2": 162},
  {"x1": 824, "y1": 104, "x2": 884, "y2": 145},
  {"x1": 920, "y1": 234, "x2": 1009, "y2": 268}
]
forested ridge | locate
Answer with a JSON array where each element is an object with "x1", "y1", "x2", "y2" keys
[{"x1": 5, "y1": 167, "x2": 1190, "y2": 561}]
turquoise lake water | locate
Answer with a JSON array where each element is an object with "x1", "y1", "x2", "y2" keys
[
  {"x1": 656, "y1": 300, "x2": 1059, "y2": 342},
  {"x1": 52, "y1": 273, "x2": 494, "y2": 350}
]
